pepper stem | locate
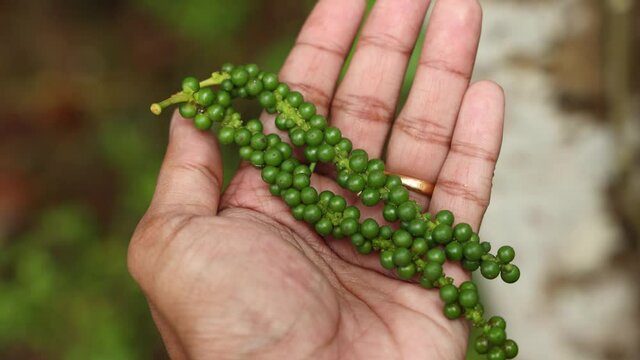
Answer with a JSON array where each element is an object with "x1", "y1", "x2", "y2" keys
[{"x1": 150, "y1": 71, "x2": 230, "y2": 115}]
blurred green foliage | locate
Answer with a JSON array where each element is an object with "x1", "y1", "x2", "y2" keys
[{"x1": 0, "y1": 0, "x2": 484, "y2": 358}]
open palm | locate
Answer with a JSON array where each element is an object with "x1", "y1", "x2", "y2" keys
[{"x1": 128, "y1": 0, "x2": 505, "y2": 359}]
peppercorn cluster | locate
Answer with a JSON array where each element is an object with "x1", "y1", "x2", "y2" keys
[{"x1": 151, "y1": 63, "x2": 521, "y2": 360}]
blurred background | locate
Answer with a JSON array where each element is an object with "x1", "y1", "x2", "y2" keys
[{"x1": 0, "y1": 0, "x2": 638, "y2": 359}]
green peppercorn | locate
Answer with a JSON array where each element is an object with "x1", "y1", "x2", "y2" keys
[
  {"x1": 380, "y1": 250, "x2": 395, "y2": 270},
  {"x1": 195, "y1": 88, "x2": 215, "y2": 107},
  {"x1": 439, "y1": 284, "x2": 459, "y2": 304},
  {"x1": 290, "y1": 128, "x2": 306, "y2": 146},
  {"x1": 309, "y1": 114, "x2": 327, "y2": 129},
  {"x1": 263, "y1": 148, "x2": 283, "y2": 167},
  {"x1": 462, "y1": 259, "x2": 480, "y2": 271},
  {"x1": 459, "y1": 281, "x2": 477, "y2": 292},
  {"x1": 275, "y1": 115, "x2": 288, "y2": 130},
  {"x1": 397, "y1": 263, "x2": 416, "y2": 279},
  {"x1": 458, "y1": 289, "x2": 479, "y2": 308},
  {"x1": 218, "y1": 127, "x2": 235, "y2": 145},
  {"x1": 388, "y1": 186, "x2": 409, "y2": 205},
  {"x1": 179, "y1": 103, "x2": 197, "y2": 119},
  {"x1": 489, "y1": 316, "x2": 507, "y2": 330},
  {"x1": 275, "y1": 172, "x2": 293, "y2": 189},
  {"x1": 315, "y1": 218, "x2": 333, "y2": 236},
  {"x1": 317, "y1": 144, "x2": 336, "y2": 162},
  {"x1": 361, "y1": 188, "x2": 380, "y2": 206},
  {"x1": 474, "y1": 336, "x2": 490, "y2": 354},
  {"x1": 280, "y1": 159, "x2": 297, "y2": 173},
  {"x1": 360, "y1": 218, "x2": 380, "y2": 239},
  {"x1": 503, "y1": 339, "x2": 518, "y2": 359},
  {"x1": 351, "y1": 233, "x2": 365, "y2": 247},
  {"x1": 250, "y1": 151, "x2": 264, "y2": 167},
  {"x1": 481, "y1": 260, "x2": 501, "y2": 279},
  {"x1": 217, "y1": 91, "x2": 232, "y2": 107},
  {"x1": 291, "y1": 204, "x2": 305, "y2": 220},
  {"x1": 244, "y1": 64, "x2": 259, "y2": 78},
  {"x1": 327, "y1": 196, "x2": 345, "y2": 213},
  {"x1": 423, "y1": 262, "x2": 443, "y2": 281},
  {"x1": 487, "y1": 326, "x2": 506, "y2": 346},
  {"x1": 445, "y1": 241, "x2": 464, "y2": 261},
  {"x1": 299, "y1": 102, "x2": 316, "y2": 120},
  {"x1": 262, "y1": 73, "x2": 279, "y2": 90},
  {"x1": 392, "y1": 229, "x2": 413, "y2": 248},
  {"x1": 336, "y1": 137, "x2": 351, "y2": 152},
  {"x1": 497, "y1": 245, "x2": 516, "y2": 264},
  {"x1": 436, "y1": 210, "x2": 454, "y2": 225},
  {"x1": 397, "y1": 202, "x2": 417, "y2": 222},
  {"x1": 221, "y1": 79, "x2": 234, "y2": 91},
  {"x1": 500, "y1": 264, "x2": 520, "y2": 283},
  {"x1": 304, "y1": 146, "x2": 318, "y2": 162},
  {"x1": 347, "y1": 174, "x2": 366, "y2": 193},
  {"x1": 432, "y1": 223, "x2": 453, "y2": 245},
  {"x1": 283, "y1": 188, "x2": 301, "y2": 207},
  {"x1": 427, "y1": 248, "x2": 446, "y2": 265},
  {"x1": 411, "y1": 237, "x2": 428, "y2": 255},
  {"x1": 463, "y1": 242, "x2": 484, "y2": 261},
  {"x1": 443, "y1": 303, "x2": 462, "y2": 319},
  {"x1": 261, "y1": 166, "x2": 279, "y2": 184},
  {"x1": 221, "y1": 63, "x2": 234, "y2": 73},
  {"x1": 340, "y1": 218, "x2": 359, "y2": 236},
  {"x1": 300, "y1": 187, "x2": 318, "y2": 205},
  {"x1": 275, "y1": 83, "x2": 289, "y2": 97},
  {"x1": 393, "y1": 248, "x2": 412, "y2": 267},
  {"x1": 182, "y1": 76, "x2": 200, "y2": 93},
  {"x1": 349, "y1": 154, "x2": 368, "y2": 173},
  {"x1": 420, "y1": 275, "x2": 435, "y2": 289},
  {"x1": 239, "y1": 146, "x2": 253, "y2": 160},
  {"x1": 453, "y1": 223, "x2": 473, "y2": 242},
  {"x1": 258, "y1": 91, "x2": 276, "y2": 109},
  {"x1": 366, "y1": 171, "x2": 386, "y2": 189},
  {"x1": 230, "y1": 68, "x2": 249, "y2": 86},
  {"x1": 206, "y1": 104, "x2": 224, "y2": 121},
  {"x1": 303, "y1": 204, "x2": 322, "y2": 224},
  {"x1": 286, "y1": 91, "x2": 303, "y2": 107},
  {"x1": 194, "y1": 113, "x2": 212, "y2": 130},
  {"x1": 355, "y1": 241, "x2": 372, "y2": 254},
  {"x1": 383, "y1": 204, "x2": 398, "y2": 222},
  {"x1": 343, "y1": 206, "x2": 360, "y2": 220},
  {"x1": 233, "y1": 128, "x2": 251, "y2": 146}
]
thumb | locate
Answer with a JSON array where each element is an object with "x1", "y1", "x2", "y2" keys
[{"x1": 149, "y1": 111, "x2": 223, "y2": 216}]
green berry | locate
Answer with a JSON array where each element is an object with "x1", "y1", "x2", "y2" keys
[
  {"x1": 239, "y1": 146, "x2": 253, "y2": 160},
  {"x1": 367, "y1": 170, "x2": 387, "y2": 189},
  {"x1": 179, "y1": 103, "x2": 197, "y2": 118},
  {"x1": 343, "y1": 206, "x2": 360, "y2": 219},
  {"x1": 250, "y1": 151, "x2": 264, "y2": 167},
  {"x1": 292, "y1": 174, "x2": 310, "y2": 190},
  {"x1": 317, "y1": 144, "x2": 335, "y2": 162},
  {"x1": 367, "y1": 159, "x2": 385, "y2": 172},
  {"x1": 481, "y1": 260, "x2": 501, "y2": 279},
  {"x1": 261, "y1": 166, "x2": 279, "y2": 184},
  {"x1": 195, "y1": 88, "x2": 215, "y2": 106},
  {"x1": 283, "y1": 189, "x2": 301, "y2": 207},
  {"x1": 393, "y1": 248, "x2": 412, "y2": 267},
  {"x1": 392, "y1": 229, "x2": 413, "y2": 248},
  {"x1": 436, "y1": 210, "x2": 454, "y2": 225},
  {"x1": 463, "y1": 242, "x2": 484, "y2": 261},
  {"x1": 275, "y1": 83, "x2": 289, "y2": 97},
  {"x1": 262, "y1": 73, "x2": 279, "y2": 90},
  {"x1": 325, "y1": 127, "x2": 342, "y2": 145},
  {"x1": 380, "y1": 250, "x2": 395, "y2": 270},
  {"x1": 459, "y1": 281, "x2": 477, "y2": 292},
  {"x1": 439, "y1": 284, "x2": 459, "y2": 304},
  {"x1": 361, "y1": 188, "x2": 380, "y2": 206},
  {"x1": 258, "y1": 91, "x2": 276, "y2": 108},
  {"x1": 221, "y1": 79, "x2": 234, "y2": 91},
  {"x1": 380, "y1": 225, "x2": 393, "y2": 239},
  {"x1": 432, "y1": 223, "x2": 453, "y2": 244},
  {"x1": 309, "y1": 114, "x2": 327, "y2": 129},
  {"x1": 290, "y1": 128, "x2": 305, "y2": 146},
  {"x1": 328, "y1": 196, "x2": 347, "y2": 212},
  {"x1": 286, "y1": 91, "x2": 303, "y2": 107},
  {"x1": 397, "y1": 263, "x2": 416, "y2": 280},
  {"x1": 264, "y1": 148, "x2": 283, "y2": 166},
  {"x1": 250, "y1": 133, "x2": 267, "y2": 150},
  {"x1": 410, "y1": 237, "x2": 428, "y2": 255},
  {"x1": 182, "y1": 76, "x2": 200, "y2": 92},
  {"x1": 233, "y1": 128, "x2": 251, "y2": 146},
  {"x1": 487, "y1": 347, "x2": 505, "y2": 360},
  {"x1": 388, "y1": 186, "x2": 409, "y2": 205},
  {"x1": 445, "y1": 241, "x2": 464, "y2": 261},
  {"x1": 462, "y1": 259, "x2": 480, "y2": 271},
  {"x1": 217, "y1": 91, "x2": 232, "y2": 107},
  {"x1": 315, "y1": 218, "x2": 333, "y2": 236},
  {"x1": 397, "y1": 202, "x2": 417, "y2": 221},
  {"x1": 275, "y1": 172, "x2": 293, "y2": 189},
  {"x1": 300, "y1": 187, "x2": 318, "y2": 205},
  {"x1": 458, "y1": 289, "x2": 479, "y2": 308},
  {"x1": 385, "y1": 175, "x2": 402, "y2": 189},
  {"x1": 503, "y1": 339, "x2": 519, "y2": 359},
  {"x1": 291, "y1": 204, "x2": 305, "y2": 220},
  {"x1": 218, "y1": 127, "x2": 235, "y2": 145},
  {"x1": 194, "y1": 113, "x2": 212, "y2": 130},
  {"x1": 347, "y1": 174, "x2": 366, "y2": 193},
  {"x1": 304, "y1": 146, "x2": 318, "y2": 162},
  {"x1": 383, "y1": 204, "x2": 398, "y2": 222},
  {"x1": 303, "y1": 205, "x2": 322, "y2": 224},
  {"x1": 453, "y1": 223, "x2": 473, "y2": 242},
  {"x1": 230, "y1": 68, "x2": 249, "y2": 86},
  {"x1": 245, "y1": 78, "x2": 264, "y2": 96},
  {"x1": 244, "y1": 64, "x2": 259, "y2": 78},
  {"x1": 474, "y1": 336, "x2": 490, "y2": 354},
  {"x1": 487, "y1": 326, "x2": 506, "y2": 346},
  {"x1": 426, "y1": 248, "x2": 446, "y2": 265},
  {"x1": 340, "y1": 218, "x2": 359, "y2": 236},
  {"x1": 443, "y1": 303, "x2": 462, "y2": 319},
  {"x1": 351, "y1": 233, "x2": 365, "y2": 247},
  {"x1": 489, "y1": 316, "x2": 507, "y2": 330},
  {"x1": 221, "y1": 63, "x2": 234, "y2": 73},
  {"x1": 423, "y1": 262, "x2": 443, "y2": 281},
  {"x1": 357, "y1": 241, "x2": 373, "y2": 254},
  {"x1": 497, "y1": 245, "x2": 516, "y2": 264},
  {"x1": 206, "y1": 104, "x2": 224, "y2": 121},
  {"x1": 299, "y1": 102, "x2": 316, "y2": 119},
  {"x1": 407, "y1": 219, "x2": 427, "y2": 236},
  {"x1": 349, "y1": 154, "x2": 368, "y2": 173},
  {"x1": 304, "y1": 128, "x2": 323, "y2": 146},
  {"x1": 500, "y1": 264, "x2": 520, "y2": 283},
  {"x1": 360, "y1": 218, "x2": 379, "y2": 239}
]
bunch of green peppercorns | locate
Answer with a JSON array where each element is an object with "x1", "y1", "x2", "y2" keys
[{"x1": 151, "y1": 63, "x2": 521, "y2": 360}]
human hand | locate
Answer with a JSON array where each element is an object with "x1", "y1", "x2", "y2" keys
[{"x1": 128, "y1": 0, "x2": 504, "y2": 359}]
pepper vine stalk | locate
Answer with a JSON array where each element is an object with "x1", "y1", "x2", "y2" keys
[{"x1": 150, "y1": 72, "x2": 230, "y2": 115}]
